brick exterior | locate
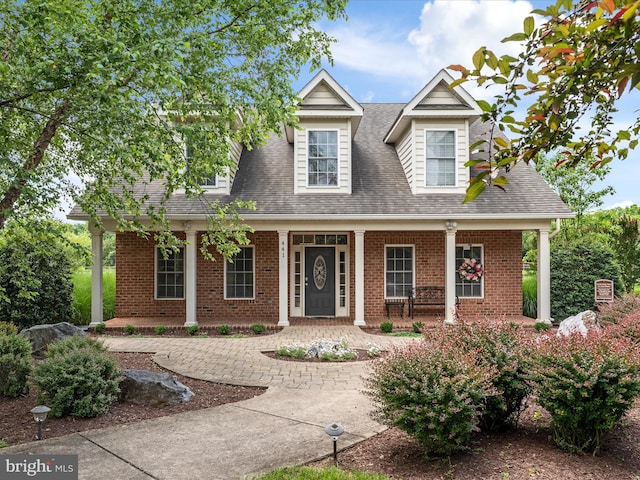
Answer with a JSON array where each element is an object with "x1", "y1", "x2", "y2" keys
[{"x1": 115, "y1": 229, "x2": 522, "y2": 321}]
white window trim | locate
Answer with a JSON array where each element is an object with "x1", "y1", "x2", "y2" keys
[
  {"x1": 384, "y1": 244, "x2": 415, "y2": 300},
  {"x1": 306, "y1": 128, "x2": 340, "y2": 188},
  {"x1": 424, "y1": 128, "x2": 457, "y2": 188},
  {"x1": 224, "y1": 245, "x2": 256, "y2": 300},
  {"x1": 154, "y1": 246, "x2": 185, "y2": 300},
  {"x1": 456, "y1": 243, "x2": 485, "y2": 299}
]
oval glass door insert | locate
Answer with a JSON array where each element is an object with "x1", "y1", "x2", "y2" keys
[{"x1": 313, "y1": 255, "x2": 327, "y2": 290}]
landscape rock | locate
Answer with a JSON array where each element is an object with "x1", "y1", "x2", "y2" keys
[
  {"x1": 20, "y1": 322, "x2": 86, "y2": 356},
  {"x1": 557, "y1": 310, "x2": 599, "y2": 337},
  {"x1": 120, "y1": 369, "x2": 194, "y2": 407}
]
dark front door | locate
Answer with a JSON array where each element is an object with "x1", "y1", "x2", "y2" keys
[{"x1": 305, "y1": 247, "x2": 335, "y2": 316}]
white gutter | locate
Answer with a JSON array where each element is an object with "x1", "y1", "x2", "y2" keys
[{"x1": 549, "y1": 218, "x2": 562, "y2": 239}]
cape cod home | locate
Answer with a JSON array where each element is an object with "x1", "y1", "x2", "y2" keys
[{"x1": 70, "y1": 69, "x2": 572, "y2": 327}]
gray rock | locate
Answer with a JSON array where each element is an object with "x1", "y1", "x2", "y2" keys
[
  {"x1": 120, "y1": 369, "x2": 194, "y2": 407},
  {"x1": 557, "y1": 310, "x2": 599, "y2": 337},
  {"x1": 20, "y1": 322, "x2": 86, "y2": 355}
]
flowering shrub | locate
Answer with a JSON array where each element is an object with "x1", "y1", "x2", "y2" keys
[
  {"x1": 598, "y1": 293, "x2": 640, "y2": 326},
  {"x1": 275, "y1": 338, "x2": 358, "y2": 361},
  {"x1": 364, "y1": 342, "x2": 496, "y2": 456},
  {"x1": 458, "y1": 258, "x2": 483, "y2": 281},
  {"x1": 528, "y1": 330, "x2": 640, "y2": 454},
  {"x1": 367, "y1": 342, "x2": 382, "y2": 357}
]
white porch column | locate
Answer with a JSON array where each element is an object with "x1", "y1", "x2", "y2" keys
[
  {"x1": 89, "y1": 227, "x2": 104, "y2": 327},
  {"x1": 354, "y1": 230, "x2": 366, "y2": 326},
  {"x1": 184, "y1": 225, "x2": 198, "y2": 327},
  {"x1": 537, "y1": 228, "x2": 552, "y2": 324},
  {"x1": 277, "y1": 230, "x2": 289, "y2": 327},
  {"x1": 444, "y1": 221, "x2": 458, "y2": 324}
]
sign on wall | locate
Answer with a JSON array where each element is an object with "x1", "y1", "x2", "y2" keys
[{"x1": 594, "y1": 279, "x2": 614, "y2": 303}]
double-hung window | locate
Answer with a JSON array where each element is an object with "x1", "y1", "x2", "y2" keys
[
  {"x1": 225, "y1": 246, "x2": 254, "y2": 299},
  {"x1": 308, "y1": 130, "x2": 338, "y2": 186},
  {"x1": 456, "y1": 244, "x2": 483, "y2": 298},
  {"x1": 425, "y1": 130, "x2": 456, "y2": 186},
  {"x1": 385, "y1": 246, "x2": 414, "y2": 298},
  {"x1": 156, "y1": 247, "x2": 185, "y2": 299}
]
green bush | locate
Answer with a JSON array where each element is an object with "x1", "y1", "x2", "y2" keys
[
  {"x1": 187, "y1": 325, "x2": 200, "y2": 336},
  {"x1": 411, "y1": 321, "x2": 423, "y2": 334},
  {"x1": 33, "y1": 336, "x2": 121, "y2": 418},
  {"x1": 528, "y1": 331, "x2": 640, "y2": 454},
  {"x1": 155, "y1": 325, "x2": 167, "y2": 335},
  {"x1": 218, "y1": 325, "x2": 231, "y2": 335},
  {"x1": 251, "y1": 323, "x2": 266, "y2": 335},
  {"x1": 275, "y1": 344, "x2": 308, "y2": 359},
  {"x1": 534, "y1": 321, "x2": 551, "y2": 332},
  {"x1": 71, "y1": 269, "x2": 116, "y2": 325},
  {"x1": 0, "y1": 321, "x2": 18, "y2": 336},
  {"x1": 0, "y1": 333, "x2": 32, "y2": 398},
  {"x1": 550, "y1": 240, "x2": 620, "y2": 321},
  {"x1": 380, "y1": 321, "x2": 393, "y2": 333},
  {"x1": 522, "y1": 274, "x2": 537, "y2": 318},
  {"x1": 94, "y1": 323, "x2": 106, "y2": 334},
  {"x1": 124, "y1": 324, "x2": 136, "y2": 335},
  {"x1": 364, "y1": 342, "x2": 495, "y2": 456},
  {"x1": 430, "y1": 322, "x2": 532, "y2": 431}
]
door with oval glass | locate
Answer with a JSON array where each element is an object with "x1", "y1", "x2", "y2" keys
[{"x1": 305, "y1": 247, "x2": 335, "y2": 316}]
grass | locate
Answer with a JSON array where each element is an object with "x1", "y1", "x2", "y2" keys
[
  {"x1": 523, "y1": 272, "x2": 537, "y2": 319},
  {"x1": 387, "y1": 331, "x2": 423, "y2": 338},
  {"x1": 71, "y1": 268, "x2": 116, "y2": 325},
  {"x1": 253, "y1": 466, "x2": 393, "y2": 480}
]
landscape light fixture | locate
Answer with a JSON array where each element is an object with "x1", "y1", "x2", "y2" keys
[
  {"x1": 30, "y1": 405, "x2": 51, "y2": 441},
  {"x1": 325, "y1": 422, "x2": 344, "y2": 466}
]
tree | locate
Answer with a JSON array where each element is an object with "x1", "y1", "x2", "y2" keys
[
  {"x1": 609, "y1": 215, "x2": 640, "y2": 293},
  {"x1": 450, "y1": 0, "x2": 640, "y2": 202},
  {"x1": 1, "y1": 0, "x2": 346, "y2": 256},
  {"x1": 535, "y1": 150, "x2": 615, "y2": 225}
]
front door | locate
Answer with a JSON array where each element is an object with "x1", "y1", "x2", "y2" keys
[{"x1": 305, "y1": 247, "x2": 335, "y2": 316}]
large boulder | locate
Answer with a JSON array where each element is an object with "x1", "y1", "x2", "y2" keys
[
  {"x1": 120, "y1": 369, "x2": 194, "y2": 407},
  {"x1": 20, "y1": 321, "x2": 86, "y2": 356},
  {"x1": 557, "y1": 310, "x2": 599, "y2": 337}
]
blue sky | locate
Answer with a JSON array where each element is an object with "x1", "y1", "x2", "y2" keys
[{"x1": 296, "y1": 0, "x2": 640, "y2": 210}]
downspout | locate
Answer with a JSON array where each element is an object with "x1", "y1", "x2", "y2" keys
[{"x1": 549, "y1": 218, "x2": 561, "y2": 239}]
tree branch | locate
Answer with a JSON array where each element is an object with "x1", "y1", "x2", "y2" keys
[
  {"x1": 0, "y1": 84, "x2": 73, "y2": 108},
  {"x1": 206, "y1": 3, "x2": 256, "y2": 36}
]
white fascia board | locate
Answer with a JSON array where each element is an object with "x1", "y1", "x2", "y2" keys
[{"x1": 297, "y1": 69, "x2": 364, "y2": 116}]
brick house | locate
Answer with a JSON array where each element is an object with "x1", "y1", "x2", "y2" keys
[{"x1": 71, "y1": 69, "x2": 572, "y2": 327}]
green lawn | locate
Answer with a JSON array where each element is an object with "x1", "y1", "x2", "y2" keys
[{"x1": 253, "y1": 466, "x2": 392, "y2": 480}]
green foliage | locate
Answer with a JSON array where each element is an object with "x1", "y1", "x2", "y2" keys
[
  {"x1": 380, "y1": 321, "x2": 393, "y2": 333},
  {"x1": 411, "y1": 321, "x2": 424, "y2": 334},
  {"x1": 187, "y1": 325, "x2": 200, "y2": 336},
  {"x1": 0, "y1": 321, "x2": 18, "y2": 336},
  {"x1": 528, "y1": 330, "x2": 640, "y2": 454},
  {"x1": 71, "y1": 268, "x2": 116, "y2": 325},
  {"x1": 33, "y1": 336, "x2": 121, "y2": 418},
  {"x1": 365, "y1": 341, "x2": 495, "y2": 456},
  {"x1": 0, "y1": 0, "x2": 346, "y2": 262},
  {"x1": 598, "y1": 294, "x2": 640, "y2": 325},
  {"x1": 0, "y1": 219, "x2": 77, "y2": 328},
  {"x1": 154, "y1": 325, "x2": 167, "y2": 335},
  {"x1": 275, "y1": 344, "x2": 308, "y2": 359},
  {"x1": 550, "y1": 240, "x2": 621, "y2": 321},
  {"x1": 522, "y1": 273, "x2": 537, "y2": 319},
  {"x1": 609, "y1": 215, "x2": 640, "y2": 293},
  {"x1": 0, "y1": 333, "x2": 32, "y2": 398},
  {"x1": 451, "y1": 1, "x2": 640, "y2": 202},
  {"x1": 93, "y1": 323, "x2": 106, "y2": 334},
  {"x1": 254, "y1": 466, "x2": 393, "y2": 480},
  {"x1": 124, "y1": 325, "x2": 136, "y2": 335},
  {"x1": 534, "y1": 322, "x2": 551, "y2": 332},
  {"x1": 217, "y1": 325, "x2": 232, "y2": 335},
  {"x1": 251, "y1": 323, "x2": 266, "y2": 335}
]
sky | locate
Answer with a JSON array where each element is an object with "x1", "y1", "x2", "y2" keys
[{"x1": 294, "y1": 0, "x2": 640, "y2": 210}]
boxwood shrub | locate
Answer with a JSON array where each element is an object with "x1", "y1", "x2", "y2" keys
[{"x1": 0, "y1": 333, "x2": 32, "y2": 397}]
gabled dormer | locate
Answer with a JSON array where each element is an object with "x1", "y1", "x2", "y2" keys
[
  {"x1": 385, "y1": 70, "x2": 482, "y2": 194},
  {"x1": 285, "y1": 70, "x2": 363, "y2": 195}
]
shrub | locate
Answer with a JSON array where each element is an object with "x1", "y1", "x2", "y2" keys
[
  {"x1": 598, "y1": 294, "x2": 640, "y2": 325},
  {"x1": 94, "y1": 323, "x2": 106, "y2": 334},
  {"x1": 155, "y1": 325, "x2": 167, "y2": 335},
  {"x1": 534, "y1": 321, "x2": 551, "y2": 332},
  {"x1": 251, "y1": 323, "x2": 266, "y2": 335},
  {"x1": 187, "y1": 325, "x2": 200, "y2": 336},
  {"x1": 380, "y1": 321, "x2": 393, "y2": 333},
  {"x1": 429, "y1": 322, "x2": 532, "y2": 431},
  {"x1": 0, "y1": 333, "x2": 32, "y2": 397},
  {"x1": 528, "y1": 331, "x2": 640, "y2": 454},
  {"x1": 0, "y1": 321, "x2": 18, "y2": 336},
  {"x1": 71, "y1": 269, "x2": 116, "y2": 325},
  {"x1": 33, "y1": 336, "x2": 121, "y2": 418},
  {"x1": 124, "y1": 324, "x2": 136, "y2": 335},
  {"x1": 275, "y1": 343, "x2": 308, "y2": 359},
  {"x1": 364, "y1": 342, "x2": 495, "y2": 456},
  {"x1": 522, "y1": 274, "x2": 537, "y2": 318},
  {"x1": 411, "y1": 321, "x2": 423, "y2": 334},
  {"x1": 218, "y1": 325, "x2": 232, "y2": 335}
]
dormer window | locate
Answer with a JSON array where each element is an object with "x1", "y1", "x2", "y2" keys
[
  {"x1": 425, "y1": 130, "x2": 456, "y2": 187},
  {"x1": 308, "y1": 130, "x2": 338, "y2": 187}
]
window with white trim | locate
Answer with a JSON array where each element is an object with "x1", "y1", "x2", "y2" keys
[
  {"x1": 456, "y1": 244, "x2": 483, "y2": 298},
  {"x1": 385, "y1": 246, "x2": 414, "y2": 298},
  {"x1": 308, "y1": 130, "x2": 338, "y2": 186},
  {"x1": 225, "y1": 246, "x2": 254, "y2": 299},
  {"x1": 185, "y1": 141, "x2": 218, "y2": 187},
  {"x1": 156, "y1": 247, "x2": 184, "y2": 299},
  {"x1": 425, "y1": 130, "x2": 456, "y2": 186}
]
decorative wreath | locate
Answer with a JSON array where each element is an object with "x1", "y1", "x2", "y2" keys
[{"x1": 458, "y1": 258, "x2": 483, "y2": 282}]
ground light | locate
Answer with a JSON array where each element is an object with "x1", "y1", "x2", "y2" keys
[
  {"x1": 30, "y1": 405, "x2": 51, "y2": 441},
  {"x1": 325, "y1": 422, "x2": 344, "y2": 466}
]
